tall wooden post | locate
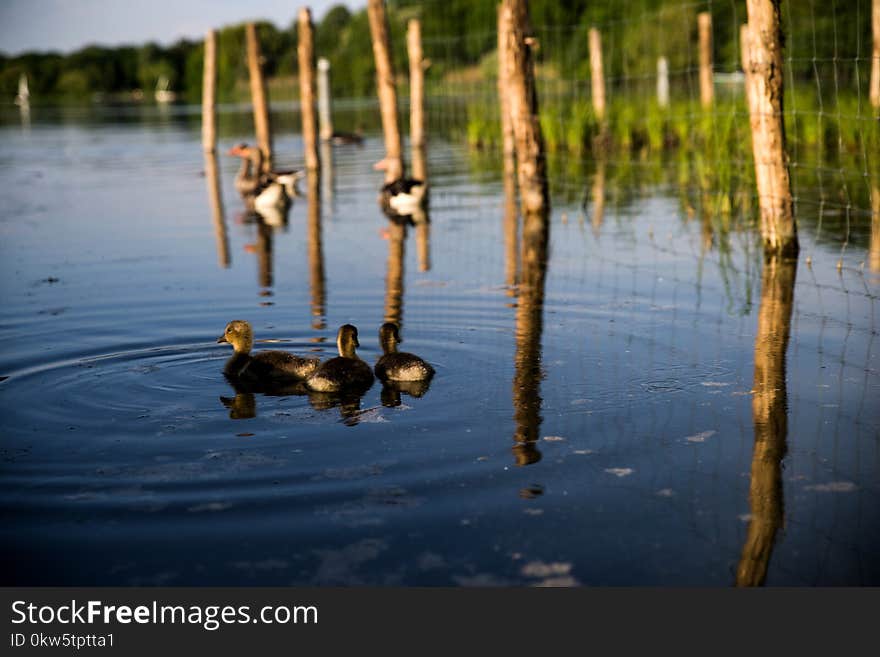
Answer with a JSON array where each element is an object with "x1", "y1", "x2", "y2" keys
[
  {"x1": 317, "y1": 57, "x2": 333, "y2": 141},
  {"x1": 588, "y1": 27, "x2": 606, "y2": 121},
  {"x1": 497, "y1": 5, "x2": 516, "y2": 160},
  {"x1": 657, "y1": 56, "x2": 669, "y2": 108},
  {"x1": 407, "y1": 19, "x2": 426, "y2": 150},
  {"x1": 367, "y1": 0, "x2": 404, "y2": 182},
  {"x1": 698, "y1": 12, "x2": 714, "y2": 108},
  {"x1": 743, "y1": 2, "x2": 798, "y2": 256},
  {"x1": 500, "y1": 0, "x2": 549, "y2": 219},
  {"x1": 871, "y1": 0, "x2": 880, "y2": 110},
  {"x1": 201, "y1": 29, "x2": 217, "y2": 153},
  {"x1": 298, "y1": 8, "x2": 319, "y2": 171},
  {"x1": 246, "y1": 23, "x2": 273, "y2": 173}
]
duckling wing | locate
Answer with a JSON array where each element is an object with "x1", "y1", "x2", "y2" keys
[
  {"x1": 246, "y1": 350, "x2": 320, "y2": 380},
  {"x1": 307, "y1": 357, "x2": 374, "y2": 392},
  {"x1": 375, "y1": 352, "x2": 435, "y2": 382}
]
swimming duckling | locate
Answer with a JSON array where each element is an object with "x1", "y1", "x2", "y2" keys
[
  {"x1": 374, "y1": 322, "x2": 435, "y2": 382},
  {"x1": 305, "y1": 324, "x2": 375, "y2": 393},
  {"x1": 217, "y1": 320, "x2": 320, "y2": 381}
]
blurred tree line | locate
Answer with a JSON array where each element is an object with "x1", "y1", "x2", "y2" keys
[{"x1": 0, "y1": 1, "x2": 871, "y2": 103}]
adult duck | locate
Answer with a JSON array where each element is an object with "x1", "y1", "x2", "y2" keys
[
  {"x1": 330, "y1": 128, "x2": 364, "y2": 146},
  {"x1": 217, "y1": 320, "x2": 320, "y2": 382},
  {"x1": 227, "y1": 143, "x2": 264, "y2": 197},
  {"x1": 227, "y1": 143, "x2": 304, "y2": 209},
  {"x1": 305, "y1": 324, "x2": 375, "y2": 393}
]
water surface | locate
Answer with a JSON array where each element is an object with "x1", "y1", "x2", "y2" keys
[{"x1": 1, "y1": 105, "x2": 878, "y2": 585}]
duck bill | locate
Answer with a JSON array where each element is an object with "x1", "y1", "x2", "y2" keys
[{"x1": 216, "y1": 335, "x2": 228, "y2": 343}]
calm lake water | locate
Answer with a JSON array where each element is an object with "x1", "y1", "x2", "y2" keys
[{"x1": 1, "y1": 103, "x2": 878, "y2": 585}]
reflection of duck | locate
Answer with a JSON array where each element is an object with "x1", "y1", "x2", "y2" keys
[
  {"x1": 217, "y1": 320, "x2": 320, "y2": 381},
  {"x1": 380, "y1": 378, "x2": 433, "y2": 407},
  {"x1": 374, "y1": 322, "x2": 434, "y2": 382},
  {"x1": 305, "y1": 324, "x2": 374, "y2": 393},
  {"x1": 220, "y1": 392, "x2": 256, "y2": 419}
]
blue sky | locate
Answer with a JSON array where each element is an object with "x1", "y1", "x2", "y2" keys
[{"x1": 0, "y1": 0, "x2": 364, "y2": 55}]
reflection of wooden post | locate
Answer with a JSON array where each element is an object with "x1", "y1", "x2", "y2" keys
[
  {"x1": 503, "y1": 154, "x2": 519, "y2": 294},
  {"x1": 384, "y1": 221, "x2": 406, "y2": 327},
  {"x1": 307, "y1": 170, "x2": 325, "y2": 329},
  {"x1": 871, "y1": 0, "x2": 880, "y2": 110},
  {"x1": 204, "y1": 150, "x2": 229, "y2": 268},
  {"x1": 497, "y1": 5, "x2": 515, "y2": 159},
  {"x1": 201, "y1": 30, "x2": 217, "y2": 153},
  {"x1": 500, "y1": 0, "x2": 549, "y2": 219},
  {"x1": 657, "y1": 56, "x2": 669, "y2": 108},
  {"x1": 412, "y1": 146, "x2": 430, "y2": 271},
  {"x1": 588, "y1": 27, "x2": 606, "y2": 122},
  {"x1": 317, "y1": 58, "x2": 333, "y2": 141},
  {"x1": 367, "y1": 0, "x2": 404, "y2": 182},
  {"x1": 591, "y1": 157, "x2": 606, "y2": 236},
  {"x1": 870, "y1": 178, "x2": 880, "y2": 272},
  {"x1": 736, "y1": 255, "x2": 796, "y2": 586},
  {"x1": 256, "y1": 218, "x2": 273, "y2": 290},
  {"x1": 407, "y1": 19, "x2": 426, "y2": 150},
  {"x1": 512, "y1": 187, "x2": 548, "y2": 467},
  {"x1": 298, "y1": 8, "x2": 319, "y2": 171},
  {"x1": 742, "y1": 3, "x2": 797, "y2": 256},
  {"x1": 698, "y1": 12, "x2": 714, "y2": 108},
  {"x1": 320, "y1": 139, "x2": 334, "y2": 202},
  {"x1": 246, "y1": 23, "x2": 273, "y2": 173}
]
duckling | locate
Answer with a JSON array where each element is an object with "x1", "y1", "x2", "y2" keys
[
  {"x1": 217, "y1": 320, "x2": 320, "y2": 381},
  {"x1": 374, "y1": 322, "x2": 435, "y2": 382},
  {"x1": 305, "y1": 324, "x2": 375, "y2": 393}
]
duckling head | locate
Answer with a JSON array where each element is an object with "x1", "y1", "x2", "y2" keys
[
  {"x1": 337, "y1": 324, "x2": 360, "y2": 358},
  {"x1": 217, "y1": 320, "x2": 254, "y2": 354},
  {"x1": 378, "y1": 322, "x2": 401, "y2": 354}
]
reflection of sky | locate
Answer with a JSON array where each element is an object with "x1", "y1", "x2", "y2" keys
[{"x1": 0, "y1": 0, "x2": 364, "y2": 55}]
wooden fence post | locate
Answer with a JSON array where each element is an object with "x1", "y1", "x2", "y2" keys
[
  {"x1": 298, "y1": 8, "x2": 319, "y2": 171},
  {"x1": 698, "y1": 12, "x2": 714, "y2": 108},
  {"x1": 588, "y1": 27, "x2": 606, "y2": 122},
  {"x1": 500, "y1": 0, "x2": 549, "y2": 219},
  {"x1": 407, "y1": 19, "x2": 426, "y2": 150},
  {"x1": 367, "y1": 0, "x2": 404, "y2": 182},
  {"x1": 498, "y1": 5, "x2": 516, "y2": 160},
  {"x1": 871, "y1": 0, "x2": 880, "y2": 110},
  {"x1": 317, "y1": 57, "x2": 333, "y2": 141},
  {"x1": 201, "y1": 30, "x2": 217, "y2": 153},
  {"x1": 246, "y1": 23, "x2": 273, "y2": 173},
  {"x1": 743, "y1": 1, "x2": 798, "y2": 256},
  {"x1": 657, "y1": 56, "x2": 669, "y2": 108}
]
